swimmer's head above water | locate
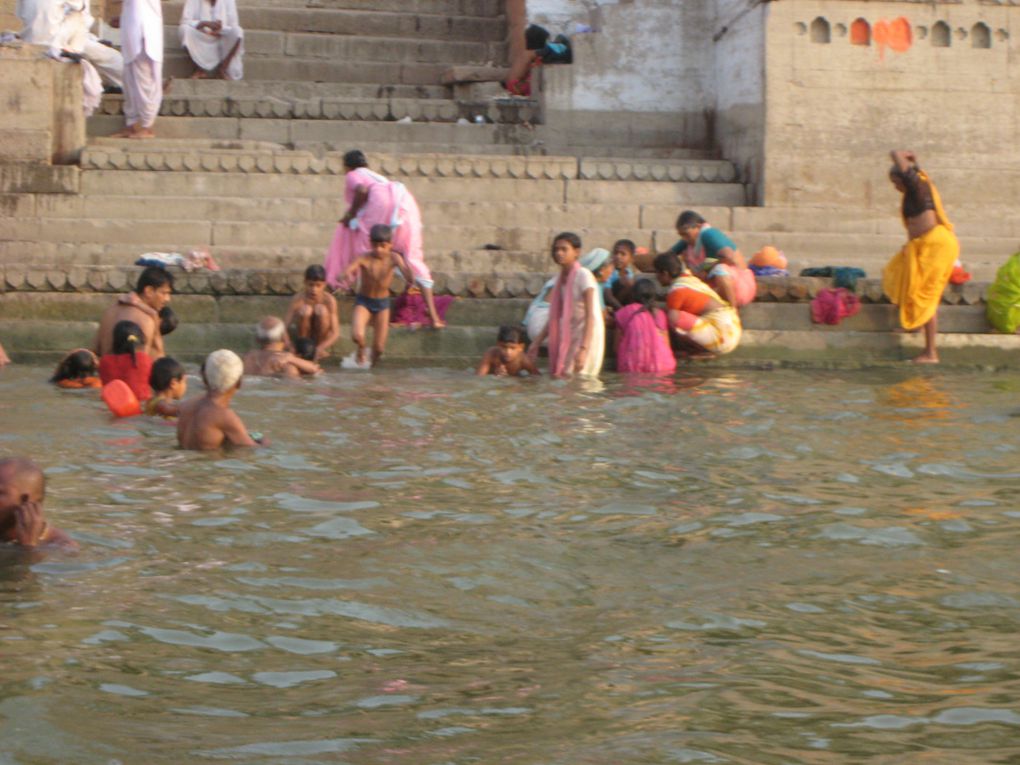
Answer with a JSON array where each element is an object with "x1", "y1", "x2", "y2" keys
[
  {"x1": 202, "y1": 349, "x2": 244, "y2": 394},
  {"x1": 255, "y1": 316, "x2": 286, "y2": 348}
]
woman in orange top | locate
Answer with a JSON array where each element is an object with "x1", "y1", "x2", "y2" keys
[{"x1": 654, "y1": 252, "x2": 742, "y2": 356}]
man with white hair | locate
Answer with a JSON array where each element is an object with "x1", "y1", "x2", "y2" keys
[
  {"x1": 110, "y1": 0, "x2": 163, "y2": 139},
  {"x1": 243, "y1": 316, "x2": 322, "y2": 378},
  {"x1": 177, "y1": 349, "x2": 261, "y2": 450},
  {"x1": 179, "y1": 0, "x2": 244, "y2": 80}
]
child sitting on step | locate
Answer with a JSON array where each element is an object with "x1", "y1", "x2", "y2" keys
[{"x1": 285, "y1": 265, "x2": 341, "y2": 361}]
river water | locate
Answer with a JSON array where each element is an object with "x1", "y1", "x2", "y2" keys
[{"x1": 1, "y1": 364, "x2": 1019, "y2": 764}]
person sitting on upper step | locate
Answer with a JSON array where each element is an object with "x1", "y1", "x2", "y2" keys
[{"x1": 179, "y1": 0, "x2": 244, "y2": 80}]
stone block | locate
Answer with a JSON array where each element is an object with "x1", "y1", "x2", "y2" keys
[
  {"x1": 0, "y1": 164, "x2": 80, "y2": 194},
  {"x1": 0, "y1": 130, "x2": 53, "y2": 164},
  {"x1": 217, "y1": 295, "x2": 292, "y2": 323}
]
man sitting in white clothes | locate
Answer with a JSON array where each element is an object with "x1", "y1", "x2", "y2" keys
[
  {"x1": 179, "y1": 0, "x2": 243, "y2": 80},
  {"x1": 110, "y1": 0, "x2": 163, "y2": 139},
  {"x1": 17, "y1": 0, "x2": 123, "y2": 91}
]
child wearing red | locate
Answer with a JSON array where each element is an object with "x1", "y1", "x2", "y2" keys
[{"x1": 99, "y1": 320, "x2": 154, "y2": 401}]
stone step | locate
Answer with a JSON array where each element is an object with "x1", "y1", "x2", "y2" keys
[
  {"x1": 728, "y1": 206, "x2": 1020, "y2": 239},
  {"x1": 165, "y1": 0, "x2": 503, "y2": 21},
  {"x1": 159, "y1": 7, "x2": 506, "y2": 41},
  {"x1": 98, "y1": 93, "x2": 538, "y2": 125},
  {"x1": 75, "y1": 148, "x2": 740, "y2": 191},
  {"x1": 74, "y1": 170, "x2": 742, "y2": 206},
  {"x1": 0, "y1": 289, "x2": 530, "y2": 329},
  {"x1": 7, "y1": 194, "x2": 671, "y2": 229},
  {"x1": 87, "y1": 114, "x2": 716, "y2": 155},
  {"x1": 161, "y1": 26, "x2": 504, "y2": 66},
  {"x1": 163, "y1": 80, "x2": 451, "y2": 101}
]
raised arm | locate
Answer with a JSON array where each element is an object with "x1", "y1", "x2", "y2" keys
[{"x1": 890, "y1": 149, "x2": 917, "y2": 174}]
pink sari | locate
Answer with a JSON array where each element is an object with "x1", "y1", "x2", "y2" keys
[
  {"x1": 547, "y1": 262, "x2": 579, "y2": 378},
  {"x1": 323, "y1": 167, "x2": 432, "y2": 289},
  {"x1": 614, "y1": 304, "x2": 676, "y2": 374}
]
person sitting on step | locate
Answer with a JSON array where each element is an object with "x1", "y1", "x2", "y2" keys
[
  {"x1": 285, "y1": 265, "x2": 341, "y2": 362},
  {"x1": 178, "y1": 0, "x2": 244, "y2": 80}
]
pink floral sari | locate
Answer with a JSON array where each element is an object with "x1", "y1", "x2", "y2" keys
[{"x1": 614, "y1": 303, "x2": 676, "y2": 374}]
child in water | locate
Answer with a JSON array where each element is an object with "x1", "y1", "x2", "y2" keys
[
  {"x1": 527, "y1": 232, "x2": 605, "y2": 378},
  {"x1": 99, "y1": 320, "x2": 154, "y2": 401},
  {"x1": 476, "y1": 325, "x2": 540, "y2": 376},
  {"x1": 613, "y1": 278, "x2": 677, "y2": 374},
  {"x1": 343, "y1": 224, "x2": 414, "y2": 368},
  {"x1": 145, "y1": 357, "x2": 188, "y2": 417},
  {"x1": 51, "y1": 349, "x2": 102, "y2": 388},
  {"x1": 285, "y1": 265, "x2": 341, "y2": 361},
  {"x1": 0, "y1": 457, "x2": 75, "y2": 549},
  {"x1": 177, "y1": 349, "x2": 261, "y2": 450}
]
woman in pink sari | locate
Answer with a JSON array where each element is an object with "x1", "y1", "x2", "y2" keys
[
  {"x1": 613, "y1": 278, "x2": 676, "y2": 374},
  {"x1": 323, "y1": 150, "x2": 446, "y2": 328}
]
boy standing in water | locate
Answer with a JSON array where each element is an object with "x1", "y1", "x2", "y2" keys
[
  {"x1": 177, "y1": 349, "x2": 260, "y2": 450},
  {"x1": 476, "y1": 325, "x2": 540, "y2": 376},
  {"x1": 343, "y1": 224, "x2": 414, "y2": 368},
  {"x1": 0, "y1": 458, "x2": 75, "y2": 549},
  {"x1": 285, "y1": 265, "x2": 341, "y2": 361}
]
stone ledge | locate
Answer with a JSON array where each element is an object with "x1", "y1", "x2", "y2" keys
[
  {"x1": 98, "y1": 95, "x2": 539, "y2": 126},
  {"x1": 78, "y1": 147, "x2": 737, "y2": 184},
  {"x1": 0, "y1": 265, "x2": 997, "y2": 304}
]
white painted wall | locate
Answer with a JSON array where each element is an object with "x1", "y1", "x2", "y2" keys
[{"x1": 524, "y1": 0, "x2": 611, "y2": 34}]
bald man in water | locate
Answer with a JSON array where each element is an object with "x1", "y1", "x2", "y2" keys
[
  {"x1": 243, "y1": 316, "x2": 322, "y2": 378},
  {"x1": 0, "y1": 458, "x2": 75, "y2": 549}
]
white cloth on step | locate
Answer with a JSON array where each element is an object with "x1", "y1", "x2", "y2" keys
[{"x1": 179, "y1": 0, "x2": 244, "y2": 79}]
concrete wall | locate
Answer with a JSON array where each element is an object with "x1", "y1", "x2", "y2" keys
[
  {"x1": 537, "y1": 0, "x2": 717, "y2": 149},
  {"x1": 0, "y1": 45, "x2": 86, "y2": 166},
  {"x1": 763, "y1": 0, "x2": 1020, "y2": 211},
  {"x1": 713, "y1": 0, "x2": 766, "y2": 203}
]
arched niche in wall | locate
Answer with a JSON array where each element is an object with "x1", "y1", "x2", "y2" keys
[
  {"x1": 811, "y1": 17, "x2": 831, "y2": 44},
  {"x1": 932, "y1": 21, "x2": 951, "y2": 47},
  {"x1": 971, "y1": 22, "x2": 991, "y2": 48},
  {"x1": 850, "y1": 18, "x2": 871, "y2": 45}
]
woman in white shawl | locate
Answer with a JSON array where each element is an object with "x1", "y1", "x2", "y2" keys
[{"x1": 179, "y1": 0, "x2": 243, "y2": 80}]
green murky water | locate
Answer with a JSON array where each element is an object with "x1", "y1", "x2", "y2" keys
[{"x1": 1, "y1": 364, "x2": 1019, "y2": 764}]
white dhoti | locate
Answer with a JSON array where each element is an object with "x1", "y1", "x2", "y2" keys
[
  {"x1": 83, "y1": 36, "x2": 124, "y2": 88},
  {"x1": 181, "y1": 25, "x2": 244, "y2": 79},
  {"x1": 81, "y1": 58, "x2": 102, "y2": 116},
  {"x1": 179, "y1": 0, "x2": 244, "y2": 80},
  {"x1": 122, "y1": 51, "x2": 162, "y2": 127}
]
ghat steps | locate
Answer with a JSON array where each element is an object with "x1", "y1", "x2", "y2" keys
[{"x1": 2, "y1": 144, "x2": 1014, "y2": 280}]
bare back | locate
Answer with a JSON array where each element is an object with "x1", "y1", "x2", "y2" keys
[
  {"x1": 177, "y1": 396, "x2": 254, "y2": 451},
  {"x1": 95, "y1": 301, "x2": 162, "y2": 357}
]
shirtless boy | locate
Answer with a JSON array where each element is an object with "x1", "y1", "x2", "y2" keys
[
  {"x1": 0, "y1": 458, "x2": 75, "y2": 549},
  {"x1": 476, "y1": 325, "x2": 540, "y2": 377},
  {"x1": 243, "y1": 316, "x2": 322, "y2": 378},
  {"x1": 94, "y1": 266, "x2": 173, "y2": 359},
  {"x1": 285, "y1": 265, "x2": 340, "y2": 361},
  {"x1": 343, "y1": 224, "x2": 414, "y2": 367},
  {"x1": 177, "y1": 349, "x2": 260, "y2": 451}
]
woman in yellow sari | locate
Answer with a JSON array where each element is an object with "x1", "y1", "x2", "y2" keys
[{"x1": 882, "y1": 150, "x2": 959, "y2": 364}]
